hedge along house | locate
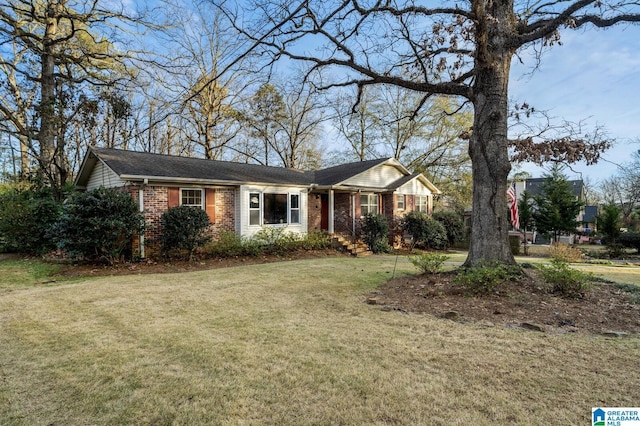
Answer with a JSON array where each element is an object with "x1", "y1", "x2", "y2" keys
[{"x1": 75, "y1": 147, "x2": 440, "y2": 257}]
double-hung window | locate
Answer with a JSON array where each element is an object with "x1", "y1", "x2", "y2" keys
[
  {"x1": 397, "y1": 194, "x2": 405, "y2": 211},
  {"x1": 416, "y1": 195, "x2": 428, "y2": 213},
  {"x1": 290, "y1": 194, "x2": 300, "y2": 224},
  {"x1": 181, "y1": 189, "x2": 204, "y2": 209},
  {"x1": 360, "y1": 194, "x2": 379, "y2": 217}
]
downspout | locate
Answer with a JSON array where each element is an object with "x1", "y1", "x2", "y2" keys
[
  {"x1": 328, "y1": 189, "x2": 334, "y2": 234},
  {"x1": 138, "y1": 179, "x2": 147, "y2": 258}
]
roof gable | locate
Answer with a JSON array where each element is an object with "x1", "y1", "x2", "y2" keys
[{"x1": 310, "y1": 158, "x2": 390, "y2": 186}]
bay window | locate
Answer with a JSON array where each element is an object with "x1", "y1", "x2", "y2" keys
[{"x1": 249, "y1": 191, "x2": 301, "y2": 226}]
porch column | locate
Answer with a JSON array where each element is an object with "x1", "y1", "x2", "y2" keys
[
  {"x1": 352, "y1": 193, "x2": 356, "y2": 238},
  {"x1": 328, "y1": 189, "x2": 334, "y2": 234}
]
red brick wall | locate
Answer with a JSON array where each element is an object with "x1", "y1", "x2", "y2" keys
[
  {"x1": 126, "y1": 185, "x2": 237, "y2": 256},
  {"x1": 308, "y1": 192, "x2": 323, "y2": 231}
]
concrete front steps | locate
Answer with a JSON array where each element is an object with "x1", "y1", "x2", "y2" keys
[{"x1": 331, "y1": 234, "x2": 372, "y2": 257}]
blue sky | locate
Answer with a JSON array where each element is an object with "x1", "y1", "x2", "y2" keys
[{"x1": 509, "y1": 24, "x2": 640, "y2": 183}]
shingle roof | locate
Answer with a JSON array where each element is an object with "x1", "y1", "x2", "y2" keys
[
  {"x1": 89, "y1": 147, "x2": 314, "y2": 185},
  {"x1": 76, "y1": 148, "x2": 443, "y2": 195},
  {"x1": 78, "y1": 148, "x2": 401, "y2": 188}
]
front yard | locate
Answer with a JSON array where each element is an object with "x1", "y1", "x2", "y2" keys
[{"x1": 1, "y1": 255, "x2": 639, "y2": 424}]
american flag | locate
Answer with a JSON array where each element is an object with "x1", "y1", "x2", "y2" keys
[{"x1": 507, "y1": 183, "x2": 520, "y2": 230}]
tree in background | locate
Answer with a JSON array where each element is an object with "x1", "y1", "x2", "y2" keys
[
  {"x1": 330, "y1": 87, "x2": 381, "y2": 162},
  {"x1": 0, "y1": 0, "x2": 160, "y2": 196},
  {"x1": 533, "y1": 166, "x2": 584, "y2": 243},
  {"x1": 597, "y1": 203, "x2": 622, "y2": 245},
  {"x1": 241, "y1": 83, "x2": 287, "y2": 166},
  {"x1": 600, "y1": 149, "x2": 640, "y2": 230},
  {"x1": 217, "y1": 0, "x2": 629, "y2": 267}
]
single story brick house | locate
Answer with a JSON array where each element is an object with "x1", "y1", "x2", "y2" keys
[{"x1": 75, "y1": 147, "x2": 440, "y2": 256}]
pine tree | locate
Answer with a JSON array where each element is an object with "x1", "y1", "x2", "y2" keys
[{"x1": 533, "y1": 166, "x2": 584, "y2": 243}]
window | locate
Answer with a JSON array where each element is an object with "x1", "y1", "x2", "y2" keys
[
  {"x1": 416, "y1": 195, "x2": 428, "y2": 213},
  {"x1": 181, "y1": 189, "x2": 203, "y2": 208},
  {"x1": 290, "y1": 194, "x2": 300, "y2": 223},
  {"x1": 397, "y1": 194, "x2": 405, "y2": 211},
  {"x1": 249, "y1": 192, "x2": 301, "y2": 226},
  {"x1": 249, "y1": 193, "x2": 260, "y2": 225},
  {"x1": 360, "y1": 194, "x2": 379, "y2": 216},
  {"x1": 264, "y1": 193, "x2": 288, "y2": 224}
]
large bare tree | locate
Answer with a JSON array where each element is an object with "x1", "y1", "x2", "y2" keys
[
  {"x1": 217, "y1": 0, "x2": 639, "y2": 266},
  {"x1": 0, "y1": 0, "x2": 161, "y2": 195}
]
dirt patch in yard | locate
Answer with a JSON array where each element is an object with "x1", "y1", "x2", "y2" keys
[{"x1": 372, "y1": 269, "x2": 640, "y2": 335}]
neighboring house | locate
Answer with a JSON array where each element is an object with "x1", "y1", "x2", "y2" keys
[{"x1": 75, "y1": 148, "x2": 440, "y2": 256}]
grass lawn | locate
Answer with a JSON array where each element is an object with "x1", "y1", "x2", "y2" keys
[{"x1": 1, "y1": 256, "x2": 639, "y2": 425}]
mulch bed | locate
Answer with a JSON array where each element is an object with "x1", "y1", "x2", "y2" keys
[{"x1": 371, "y1": 269, "x2": 640, "y2": 335}]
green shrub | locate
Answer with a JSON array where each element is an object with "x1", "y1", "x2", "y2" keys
[
  {"x1": 402, "y1": 211, "x2": 448, "y2": 250},
  {"x1": 454, "y1": 262, "x2": 521, "y2": 295},
  {"x1": 56, "y1": 187, "x2": 145, "y2": 264},
  {"x1": 253, "y1": 227, "x2": 300, "y2": 254},
  {"x1": 299, "y1": 231, "x2": 332, "y2": 250},
  {"x1": 0, "y1": 186, "x2": 61, "y2": 254},
  {"x1": 208, "y1": 229, "x2": 330, "y2": 258},
  {"x1": 409, "y1": 252, "x2": 449, "y2": 274},
  {"x1": 619, "y1": 232, "x2": 640, "y2": 253},
  {"x1": 208, "y1": 230, "x2": 246, "y2": 257},
  {"x1": 539, "y1": 259, "x2": 593, "y2": 298},
  {"x1": 432, "y1": 210, "x2": 464, "y2": 247},
  {"x1": 161, "y1": 205, "x2": 212, "y2": 259},
  {"x1": 360, "y1": 213, "x2": 391, "y2": 253}
]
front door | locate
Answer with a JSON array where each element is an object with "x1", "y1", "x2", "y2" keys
[{"x1": 320, "y1": 194, "x2": 329, "y2": 231}]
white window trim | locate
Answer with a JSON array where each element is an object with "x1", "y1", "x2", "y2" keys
[
  {"x1": 360, "y1": 193, "x2": 379, "y2": 217},
  {"x1": 249, "y1": 192, "x2": 261, "y2": 226},
  {"x1": 290, "y1": 193, "x2": 301, "y2": 224},
  {"x1": 248, "y1": 191, "x2": 302, "y2": 227},
  {"x1": 397, "y1": 194, "x2": 405, "y2": 211},
  {"x1": 180, "y1": 188, "x2": 205, "y2": 209}
]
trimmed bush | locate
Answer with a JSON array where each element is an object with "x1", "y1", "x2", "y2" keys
[
  {"x1": 0, "y1": 186, "x2": 61, "y2": 254},
  {"x1": 161, "y1": 205, "x2": 212, "y2": 259},
  {"x1": 56, "y1": 187, "x2": 145, "y2": 264},
  {"x1": 360, "y1": 213, "x2": 391, "y2": 253},
  {"x1": 402, "y1": 211, "x2": 448, "y2": 250}
]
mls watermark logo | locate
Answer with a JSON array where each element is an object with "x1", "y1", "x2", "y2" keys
[{"x1": 593, "y1": 408, "x2": 640, "y2": 426}]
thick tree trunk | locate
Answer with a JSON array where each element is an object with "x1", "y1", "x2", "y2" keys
[
  {"x1": 38, "y1": 1, "x2": 60, "y2": 187},
  {"x1": 464, "y1": 0, "x2": 517, "y2": 267}
]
